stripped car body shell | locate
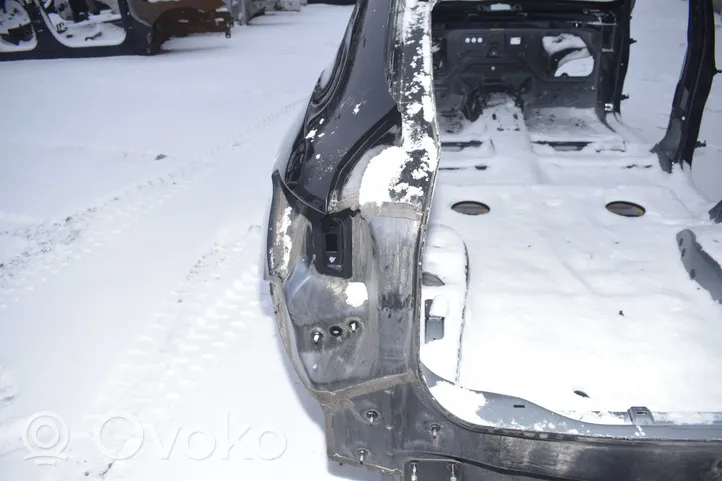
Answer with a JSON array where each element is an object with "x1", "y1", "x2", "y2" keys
[{"x1": 265, "y1": 0, "x2": 722, "y2": 479}]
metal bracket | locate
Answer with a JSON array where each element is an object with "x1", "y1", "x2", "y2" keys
[
  {"x1": 424, "y1": 296, "x2": 447, "y2": 342},
  {"x1": 628, "y1": 406, "x2": 655, "y2": 425},
  {"x1": 709, "y1": 200, "x2": 722, "y2": 223},
  {"x1": 406, "y1": 460, "x2": 462, "y2": 481},
  {"x1": 677, "y1": 229, "x2": 722, "y2": 304},
  {"x1": 424, "y1": 299, "x2": 445, "y2": 343}
]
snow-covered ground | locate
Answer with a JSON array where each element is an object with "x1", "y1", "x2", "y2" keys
[
  {"x1": 0, "y1": 1, "x2": 720, "y2": 480},
  {"x1": 0, "y1": 7, "x2": 383, "y2": 481}
]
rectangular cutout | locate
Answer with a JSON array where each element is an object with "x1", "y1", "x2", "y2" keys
[{"x1": 325, "y1": 233, "x2": 339, "y2": 252}]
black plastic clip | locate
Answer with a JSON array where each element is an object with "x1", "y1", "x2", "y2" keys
[{"x1": 709, "y1": 200, "x2": 722, "y2": 223}]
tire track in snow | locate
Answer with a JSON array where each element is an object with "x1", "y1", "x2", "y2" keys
[
  {"x1": 72, "y1": 224, "x2": 266, "y2": 479},
  {"x1": 0, "y1": 100, "x2": 302, "y2": 311},
  {"x1": 0, "y1": 163, "x2": 207, "y2": 305},
  {"x1": 0, "y1": 211, "x2": 45, "y2": 227},
  {"x1": 0, "y1": 365, "x2": 19, "y2": 408}
]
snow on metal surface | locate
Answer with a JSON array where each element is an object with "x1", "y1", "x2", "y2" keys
[
  {"x1": 345, "y1": 282, "x2": 368, "y2": 307},
  {"x1": 694, "y1": 226, "x2": 722, "y2": 263},
  {"x1": 42, "y1": 10, "x2": 127, "y2": 48},
  {"x1": 419, "y1": 224, "x2": 467, "y2": 383},
  {"x1": 428, "y1": 379, "x2": 487, "y2": 424},
  {"x1": 422, "y1": 106, "x2": 722, "y2": 422},
  {"x1": 656, "y1": 411, "x2": 719, "y2": 425},
  {"x1": 358, "y1": 145, "x2": 409, "y2": 206},
  {"x1": 555, "y1": 55, "x2": 593, "y2": 77},
  {"x1": 0, "y1": 0, "x2": 31, "y2": 31},
  {"x1": 542, "y1": 33, "x2": 588, "y2": 55},
  {"x1": 0, "y1": 0, "x2": 37, "y2": 52},
  {"x1": 269, "y1": 205, "x2": 294, "y2": 278},
  {"x1": 358, "y1": 0, "x2": 439, "y2": 208}
]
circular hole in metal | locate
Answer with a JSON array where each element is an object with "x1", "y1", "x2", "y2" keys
[
  {"x1": 347, "y1": 318, "x2": 361, "y2": 333},
  {"x1": 329, "y1": 325, "x2": 343, "y2": 337},
  {"x1": 573, "y1": 390, "x2": 590, "y2": 398},
  {"x1": 365, "y1": 409, "x2": 380, "y2": 423},
  {"x1": 451, "y1": 201, "x2": 490, "y2": 216},
  {"x1": 356, "y1": 449, "x2": 368, "y2": 464},
  {"x1": 422, "y1": 272, "x2": 445, "y2": 287},
  {"x1": 605, "y1": 201, "x2": 646, "y2": 217}
]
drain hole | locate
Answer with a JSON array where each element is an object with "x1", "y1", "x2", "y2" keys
[
  {"x1": 606, "y1": 201, "x2": 646, "y2": 217},
  {"x1": 452, "y1": 201, "x2": 490, "y2": 216},
  {"x1": 329, "y1": 325, "x2": 343, "y2": 337},
  {"x1": 574, "y1": 390, "x2": 590, "y2": 398},
  {"x1": 422, "y1": 272, "x2": 445, "y2": 287}
]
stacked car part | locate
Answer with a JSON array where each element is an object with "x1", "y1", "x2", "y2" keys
[{"x1": 0, "y1": 0, "x2": 308, "y2": 59}]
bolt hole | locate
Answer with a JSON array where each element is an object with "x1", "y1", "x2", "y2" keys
[
  {"x1": 605, "y1": 201, "x2": 646, "y2": 217},
  {"x1": 311, "y1": 329, "x2": 324, "y2": 344},
  {"x1": 347, "y1": 318, "x2": 361, "y2": 333},
  {"x1": 678, "y1": 237, "x2": 684, "y2": 247},
  {"x1": 452, "y1": 201, "x2": 490, "y2": 215},
  {"x1": 329, "y1": 325, "x2": 343, "y2": 337},
  {"x1": 574, "y1": 390, "x2": 590, "y2": 398},
  {"x1": 356, "y1": 449, "x2": 368, "y2": 464},
  {"x1": 365, "y1": 409, "x2": 380, "y2": 423},
  {"x1": 422, "y1": 272, "x2": 445, "y2": 287},
  {"x1": 681, "y1": 248, "x2": 686, "y2": 257},
  {"x1": 690, "y1": 268, "x2": 696, "y2": 279}
]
